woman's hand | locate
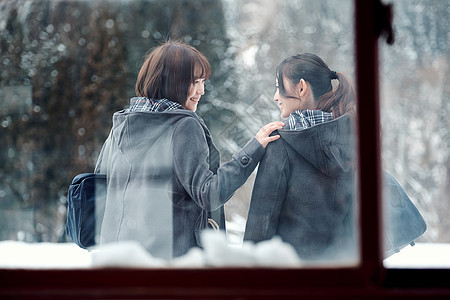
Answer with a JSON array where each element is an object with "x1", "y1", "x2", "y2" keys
[{"x1": 255, "y1": 121, "x2": 285, "y2": 149}]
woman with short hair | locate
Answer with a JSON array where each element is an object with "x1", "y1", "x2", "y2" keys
[{"x1": 95, "y1": 41, "x2": 283, "y2": 259}]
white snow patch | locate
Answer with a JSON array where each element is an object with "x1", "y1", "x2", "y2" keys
[
  {"x1": 0, "y1": 240, "x2": 91, "y2": 269},
  {"x1": 202, "y1": 230, "x2": 302, "y2": 267},
  {"x1": 90, "y1": 241, "x2": 167, "y2": 268},
  {"x1": 383, "y1": 243, "x2": 450, "y2": 268},
  {"x1": 0, "y1": 232, "x2": 449, "y2": 269}
]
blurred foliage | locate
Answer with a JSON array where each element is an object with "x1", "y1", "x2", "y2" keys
[
  {"x1": 0, "y1": 0, "x2": 233, "y2": 242},
  {"x1": 380, "y1": 0, "x2": 450, "y2": 243},
  {"x1": 0, "y1": 0, "x2": 448, "y2": 245}
]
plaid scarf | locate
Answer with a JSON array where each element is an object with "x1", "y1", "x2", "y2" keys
[
  {"x1": 288, "y1": 109, "x2": 333, "y2": 130},
  {"x1": 127, "y1": 97, "x2": 184, "y2": 112}
]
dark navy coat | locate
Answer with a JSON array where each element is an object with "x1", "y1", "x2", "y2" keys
[{"x1": 244, "y1": 114, "x2": 357, "y2": 260}]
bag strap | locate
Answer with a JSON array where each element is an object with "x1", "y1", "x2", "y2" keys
[{"x1": 207, "y1": 218, "x2": 220, "y2": 231}]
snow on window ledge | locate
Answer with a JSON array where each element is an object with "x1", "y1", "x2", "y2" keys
[{"x1": 0, "y1": 231, "x2": 448, "y2": 269}]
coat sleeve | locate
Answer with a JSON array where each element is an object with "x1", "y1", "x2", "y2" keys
[
  {"x1": 172, "y1": 117, "x2": 265, "y2": 211},
  {"x1": 244, "y1": 139, "x2": 288, "y2": 242}
]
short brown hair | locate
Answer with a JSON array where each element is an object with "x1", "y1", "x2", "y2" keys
[{"x1": 135, "y1": 41, "x2": 211, "y2": 106}]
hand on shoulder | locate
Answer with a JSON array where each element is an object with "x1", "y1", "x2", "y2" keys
[{"x1": 255, "y1": 121, "x2": 285, "y2": 149}]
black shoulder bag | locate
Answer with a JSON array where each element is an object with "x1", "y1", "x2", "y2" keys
[{"x1": 66, "y1": 173, "x2": 106, "y2": 249}]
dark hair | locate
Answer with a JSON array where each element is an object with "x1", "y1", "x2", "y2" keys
[
  {"x1": 276, "y1": 53, "x2": 356, "y2": 118},
  {"x1": 135, "y1": 40, "x2": 211, "y2": 106}
]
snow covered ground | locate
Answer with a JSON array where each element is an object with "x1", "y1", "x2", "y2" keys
[
  {"x1": 0, "y1": 231, "x2": 449, "y2": 269},
  {"x1": 383, "y1": 242, "x2": 450, "y2": 268}
]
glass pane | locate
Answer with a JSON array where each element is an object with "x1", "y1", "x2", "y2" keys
[
  {"x1": 381, "y1": 0, "x2": 450, "y2": 268},
  {"x1": 0, "y1": 0, "x2": 358, "y2": 268}
]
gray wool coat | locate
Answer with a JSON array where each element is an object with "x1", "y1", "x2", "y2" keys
[{"x1": 96, "y1": 109, "x2": 264, "y2": 259}]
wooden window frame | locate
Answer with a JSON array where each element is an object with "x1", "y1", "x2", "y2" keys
[{"x1": 1, "y1": 1, "x2": 449, "y2": 298}]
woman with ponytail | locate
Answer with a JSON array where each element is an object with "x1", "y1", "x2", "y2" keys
[{"x1": 244, "y1": 53, "x2": 358, "y2": 261}]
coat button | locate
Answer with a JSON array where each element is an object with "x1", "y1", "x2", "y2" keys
[{"x1": 241, "y1": 156, "x2": 249, "y2": 165}]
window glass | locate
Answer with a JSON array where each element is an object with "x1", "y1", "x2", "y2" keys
[
  {"x1": 0, "y1": 0, "x2": 358, "y2": 268},
  {"x1": 381, "y1": 0, "x2": 450, "y2": 268}
]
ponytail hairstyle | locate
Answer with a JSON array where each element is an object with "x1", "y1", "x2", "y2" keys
[{"x1": 276, "y1": 53, "x2": 356, "y2": 118}]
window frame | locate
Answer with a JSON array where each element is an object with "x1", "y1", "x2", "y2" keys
[{"x1": 1, "y1": 0, "x2": 449, "y2": 298}]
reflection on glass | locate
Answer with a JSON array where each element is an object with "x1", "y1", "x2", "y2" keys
[
  {"x1": 381, "y1": 0, "x2": 450, "y2": 268},
  {"x1": 0, "y1": 0, "x2": 357, "y2": 268}
]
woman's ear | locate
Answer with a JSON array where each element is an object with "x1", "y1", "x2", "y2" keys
[{"x1": 298, "y1": 79, "x2": 307, "y2": 97}]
